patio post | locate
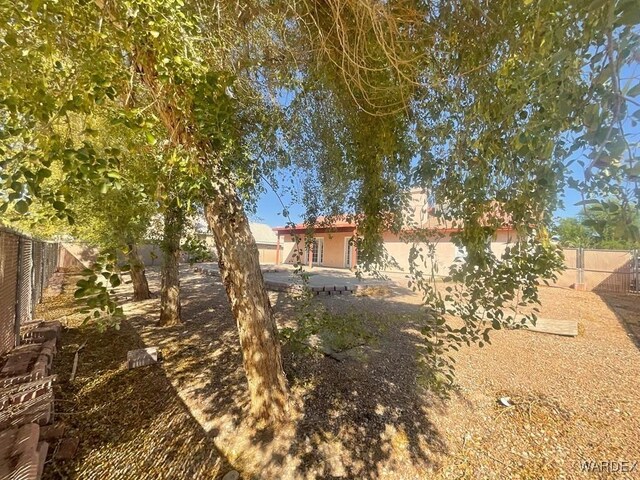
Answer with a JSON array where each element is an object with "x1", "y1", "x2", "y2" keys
[
  {"x1": 351, "y1": 244, "x2": 357, "y2": 269},
  {"x1": 275, "y1": 233, "x2": 280, "y2": 265}
]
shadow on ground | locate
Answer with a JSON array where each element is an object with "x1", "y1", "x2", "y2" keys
[
  {"x1": 126, "y1": 266, "x2": 451, "y2": 479},
  {"x1": 594, "y1": 291, "x2": 640, "y2": 350},
  {"x1": 273, "y1": 320, "x2": 449, "y2": 478},
  {"x1": 37, "y1": 264, "x2": 640, "y2": 479},
  {"x1": 39, "y1": 277, "x2": 230, "y2": 480}
]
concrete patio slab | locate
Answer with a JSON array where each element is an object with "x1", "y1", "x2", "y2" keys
[{"x1": 192, "y1": 263, "x2": 393, "y2": 296}]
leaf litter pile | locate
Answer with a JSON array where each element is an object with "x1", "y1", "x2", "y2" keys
[{"x1": 39, "y1": 269, "x2": 640, "y2": 479}]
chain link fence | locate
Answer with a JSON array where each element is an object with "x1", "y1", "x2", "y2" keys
[{"x1": 0, "y1": 227, "x2": 60, "y2": 356}]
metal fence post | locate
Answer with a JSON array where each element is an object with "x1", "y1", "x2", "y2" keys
[
  {"x1": 31, "y1": 242, "x2": 38, "y2": 313},
  {"x1": 635, "y1": 248, "x2": 639, "y2": 293},
  {"x1": 576, "y1": 247, "x2": 582, "y2": 285},
  {"x1": 14, "y1": 237, "x2": 24, "y2": 348},
  {"x1": 40, "y1": 243, "x2": 46, "y2": 299},
  {"x1": 576, "y1": 247, "x2": 584, "y2": 287}
]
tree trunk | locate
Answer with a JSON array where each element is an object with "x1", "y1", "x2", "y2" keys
[
  {"x1": 130, "y1": 45, "x2": 289, "y2": 424},
  {"x1": 204, "y1": 188, "x2": 289, "y2": 424},
  {"x1": 127, "y1": 244, "x2": 151, "y2": 301},
  {"x1": 159, "y1": 205, "x2": 182, "y2": 326}
]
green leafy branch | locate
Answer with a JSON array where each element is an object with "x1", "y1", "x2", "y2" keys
[{"x1": 74, "y1": 252, "x2": 125, "y2": 330}]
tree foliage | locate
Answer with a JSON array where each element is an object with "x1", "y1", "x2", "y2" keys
[
  {"x1": 1, "y1": 0, "x2": 639, "y2": 408},
  {"x1": 555, "y1": 202, "x2": 640, "y2": 248},
  {"x1": 272, "y1": 0, "x2": 640, "y2": 384},
  {"x1": 553, "y1": 217, "x2": 597, "y2": 248}
]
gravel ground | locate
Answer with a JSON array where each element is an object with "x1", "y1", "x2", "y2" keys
[
  {"x1": 42, "y1": 267, "x2": 640, "y2": 479},
  {"x1": 38, "y1": 275, "x2": 228, "y2": 480}
]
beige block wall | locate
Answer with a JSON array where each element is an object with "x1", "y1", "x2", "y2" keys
[
  {"x1": 137, "y1": 244, "x2": 162, "y2": 266},
  {"x1": 197, "y1": 233, "x2": 278, "y2": 265},
  {"x1": 58, "y1": 245, "x2": 87, "y2": 272},
  {"x1": 551, "y1": 249, "x2": 634, "y2": 291},
  {"x1": 583, "y1": 249, "x2": 633, "y2": 292},
  {"x1": 281, "y1": 240, "x2": 636, "y2": 291},
  {"x1": 58, "y1": 243, "x2": 101, "y2": 271},
  {"x1": 584, "y1": 271, "x2": 633, "y2": 291},
  {"x1": 583, "y1": 249, "x2": 632, "y2": 272},
  {"x1": 381, "y1": 230, "x2": 516, "y2": 274},
  {"x1": 553, "y1": 268, "x2": 579, "y2": 288},
  {"x1": 561, "y1": 248, "x2": 579, "y2": 269}
]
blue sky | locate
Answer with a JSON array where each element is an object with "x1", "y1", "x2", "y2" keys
[
  {"x1": 253, "y1": 184, "x2": 304, "y2": 227},
  {"x1": 559, "y1": 187, "x2": 584, "y2": 218}
]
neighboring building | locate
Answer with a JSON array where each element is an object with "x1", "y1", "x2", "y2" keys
[
  {"x1": 248, "y1": 222, "x2": 280, "y2": 264},
  {"x1": 197, "y1": 221, "x2": 282, "y2": 265},
  {"x1": 273, "y1": 189, "x2": 516, "y2": 273}
]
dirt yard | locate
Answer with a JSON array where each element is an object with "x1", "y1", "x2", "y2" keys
[{"x1": 42, "y1": 267, "x2": 640, "y2": 479}]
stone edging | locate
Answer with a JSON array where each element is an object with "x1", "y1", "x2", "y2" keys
[{"x1": 264, "y1": 281, "x2": 363, "y2": 296}]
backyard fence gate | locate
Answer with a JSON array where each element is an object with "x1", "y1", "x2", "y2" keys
[
  {"x1": 561, "y1": 247, "x2": 639, "y2": 294},
  {"x1": 0, "y1": 227, "x2": 60, "y2": 356}
]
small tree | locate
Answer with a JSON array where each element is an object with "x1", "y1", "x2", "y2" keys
[
  {"x1": 554, "y1": 218, "x2": 597, "y2": 248},
  {"x1": 556, "y1": 202, "x2": 640, "y2": 249}
]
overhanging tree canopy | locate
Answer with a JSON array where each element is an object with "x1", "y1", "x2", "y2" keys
[{"x1": 1, "y1": 0, "x2": 638, "y2": 421}]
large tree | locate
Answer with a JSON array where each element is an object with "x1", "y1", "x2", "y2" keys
[
  {"x1": 2, "y1": 0, "x2": 638, "y2": 421},
  {"x1": 0, "y1": 0, "x2": 291, "y2": 422},
  {"x1": 555, "y1": 201, "x2": 640, "y2": 249}
]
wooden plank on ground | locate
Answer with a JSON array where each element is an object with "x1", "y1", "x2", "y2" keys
[
  {"x1": 442, "y1": 306, "x2": 580, "y2": 337},
  {"x1": 520, "y1": 317, "x2": 579, "y2": 337}
]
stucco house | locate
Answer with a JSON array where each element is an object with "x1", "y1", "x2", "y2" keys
[{"x1": 273, "y1": 189, "x2": 516, "y2": 273}]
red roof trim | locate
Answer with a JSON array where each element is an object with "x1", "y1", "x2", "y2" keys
[
  {"x1": 273, "y1": 225, "x2": 356, "y2": 234},
  {"x1": 273, "y1": 225, "x2": 513, "y2": 235}
]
